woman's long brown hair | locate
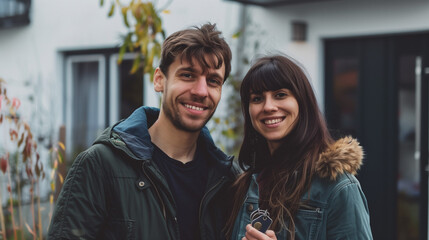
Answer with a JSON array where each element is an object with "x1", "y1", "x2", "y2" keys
[{"x1": 225, "y1": 55, "x2": 333, "y2": 239}]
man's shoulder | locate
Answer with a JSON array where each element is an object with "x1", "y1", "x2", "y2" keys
[
  {"x1": 81, "y1": 142, "x2": 116, "y2": 160},
  {"x1": 72, "y1": 143, "x2": 135, "y2": 174}
]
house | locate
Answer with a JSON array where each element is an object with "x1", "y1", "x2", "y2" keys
[{"x1": 0, "y1": 0, "x2": 241, "y2": 236}]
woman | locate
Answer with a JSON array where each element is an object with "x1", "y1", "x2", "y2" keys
[{"x1": 225, "y1": 55, "x2": 373, "y2": 240}]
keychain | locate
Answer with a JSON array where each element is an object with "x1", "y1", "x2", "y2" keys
[{"x1": 250, "y1": 208, "x2": 272, "y2": 233}]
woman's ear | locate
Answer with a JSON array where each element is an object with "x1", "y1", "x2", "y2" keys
[{"x1": 153, "y1": 68, "x2": 165, "y2": 93}]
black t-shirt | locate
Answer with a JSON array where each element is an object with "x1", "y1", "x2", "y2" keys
[{"x1": 152, "y1": 143, "x2": 209, "y2": 240}]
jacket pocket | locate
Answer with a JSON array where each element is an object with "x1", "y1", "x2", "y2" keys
[
  {"x1": 103, "y1": 219, "x2": 135, "y2": 240},
  {"x1": 294, "y1": 205, "x2": 323, "y2": 240},
  {"x1": 232, "y1": 196, "x2": 259, "y2": 240}
]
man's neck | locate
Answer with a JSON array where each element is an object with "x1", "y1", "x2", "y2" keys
[{"x1": 148, "y1": 116, "x2": 200, "y2": 164}]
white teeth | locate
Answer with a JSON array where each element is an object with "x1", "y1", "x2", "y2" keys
[
  {"x1": 184, "y1": 104, "x2": 204, "y2": 111},
  {"x1": 264, "y1": 118, "x2": 282, "y2": 125}
]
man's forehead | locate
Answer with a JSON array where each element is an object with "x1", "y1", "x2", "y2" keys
[
  {"x1": 175, "y1": 55, "x2": 225, "y2": 75},
  {"x1": 179, "y1": 55, "x2": 220, "y2": 67}
]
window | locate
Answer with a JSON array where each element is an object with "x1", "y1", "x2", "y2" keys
[
  {"x1": 63, "y1": 48, "x2": 150, "y2": 160},
  {"x1": 65, "y1": 55, "x2": 106, "y2": 159},
  {"x1": 0, "y1": 0, "x2": 31, "y2": 28}
]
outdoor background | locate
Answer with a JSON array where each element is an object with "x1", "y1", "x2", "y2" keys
[{"x1": 1, "y1": 0, "x2": 429, "y2": 239}]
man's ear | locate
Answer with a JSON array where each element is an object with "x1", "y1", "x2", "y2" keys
[{"x1": 153, "y1": 68, "x2": 165, "y2": 93}]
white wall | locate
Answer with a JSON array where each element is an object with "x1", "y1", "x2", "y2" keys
[
  {"x1": 245, "y1": 0, "x2": 429, "y2": 106},
  {"x1": 0, "y1": 0, "x2": 242, "y2": 206},
  {"x1": 4, "y1": 0, "x2": 426, "y2": 151},
  {"x1": 0, "y1": 0, "x2": 241, "y2": 134}
]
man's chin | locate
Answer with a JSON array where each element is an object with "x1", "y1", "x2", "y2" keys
[
  {"x1": 181, "y1": 123, "x2": 206, "y2": 132},
  {"x1": 175, "y1": 120, "x2": 208, "y2": 133}
]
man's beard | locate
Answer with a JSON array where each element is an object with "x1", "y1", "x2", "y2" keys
[{"x1": 162, "y1": 99, "x2": 215, "y2": 132}]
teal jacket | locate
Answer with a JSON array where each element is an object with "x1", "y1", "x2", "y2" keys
[
  {"x1": 232, "y1": 137, "x2": 373, "y2": 240},
  {"x1": 48, "y1": 106, "x2": 236, "y2": 240}
]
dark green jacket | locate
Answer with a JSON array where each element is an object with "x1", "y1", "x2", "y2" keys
[
  {"x1": 48, "y1": 106, "x2": 235, "y2": 240},
  {"x1": 232, "y1": 137, "x2": 373, "y2": 239}
]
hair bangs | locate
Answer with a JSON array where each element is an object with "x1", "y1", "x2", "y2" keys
[
  {"x1": 246, "y1": 61, "x2": 293, "y2": 95},
  {"x1": 180, "y1": 47, "x2": 224, "y2": 75}
]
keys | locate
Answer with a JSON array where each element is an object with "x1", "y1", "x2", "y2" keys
[{"x1": 250, "y1": 208, "x2": 272, "y2": 233}]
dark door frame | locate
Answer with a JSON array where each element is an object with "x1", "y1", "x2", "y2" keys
[{"x1": 324, "y1": 31, "x2": 429, "y2": 240}]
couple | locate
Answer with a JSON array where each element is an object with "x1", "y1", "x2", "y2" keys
[{"x1": 48, "y1": 23, "x2": 373, "y2": 240}]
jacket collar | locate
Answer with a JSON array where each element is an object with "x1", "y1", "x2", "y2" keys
[
  {"x1": 96, "y1": 106, "x2": 231, "y2": 168},
  {"x1": 315, "y1": 136, "x2": 364, "y2": 181},
  {"x1": 112, "y1": 106, "x2": 157, "y2": 160}
]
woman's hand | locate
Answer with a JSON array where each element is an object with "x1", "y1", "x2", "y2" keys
[{"x1": 241, "y1": 224, "x2": 277, "y2": 240}]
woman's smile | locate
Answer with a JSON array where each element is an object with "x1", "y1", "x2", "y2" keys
[{"x1": 262, "y1": 116, "x2": 285, "y2": 126}]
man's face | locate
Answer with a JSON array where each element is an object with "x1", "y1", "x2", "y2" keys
[{"x1": 154, "y1": 55, "x2": 225, "y2": 132}]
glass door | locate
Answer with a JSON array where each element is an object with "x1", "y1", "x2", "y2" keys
[
  {"x1": 396, "y1": 55, "x2": 421, "y2": 240},
  {"x1": 394, "y1": 35, "x2": 429, "y2": 240}
]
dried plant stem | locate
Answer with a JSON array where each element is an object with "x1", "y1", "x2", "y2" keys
[
  {"x1": 17, "y1": 175, "x2": 24, "y2": 240},
  {"x1": 37, "y1": 180, "x2": 42, "y2": 240},
  {"x1": 30, "y1": 178, "x2": 36, "y2": 240},
  {"x1": 48, "y1": 193, "x2": 53, "y2": 231},
  {"x1": 7, "y1": 163, "x2": 17, "y2": 239},
  {"x1": 0, "y1": 188, "x2": 7, "y2": 240}
]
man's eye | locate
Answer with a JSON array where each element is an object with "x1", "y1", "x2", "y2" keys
[
  {"x1": 208, "y1": 79, "x2": 221, "y2": 86},
  {"x1": 181, "y1": 73, "x2": 193, "y2": 78}
]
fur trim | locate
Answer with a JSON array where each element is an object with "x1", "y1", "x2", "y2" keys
[{"x1": 316, "y1": 136, "x2": 364, "y2": 181}]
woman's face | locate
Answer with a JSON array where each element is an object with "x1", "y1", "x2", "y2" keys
[{"x1": 249, "y1": 88, "x2": 299, "y2": 154}]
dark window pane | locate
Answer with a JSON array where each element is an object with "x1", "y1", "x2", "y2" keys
[
  {"x1": 397, "y1": 55, "x2": 419, "y2": 240},
  {"x1": 119, "y1": 60, "x2": 144, "y2": 119},
  {"x1": 332, "y1": 58, "x2": 359, "y2": 136},
  {"x1": 71, "y1": 61, "x2": 101, "y2": 157}
]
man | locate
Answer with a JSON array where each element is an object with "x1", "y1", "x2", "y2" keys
[{"x1": 48, "y1": 23, "x2": 234, "y2": 240}]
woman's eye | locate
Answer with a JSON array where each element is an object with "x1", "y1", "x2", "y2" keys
[
  {"x1": 275, "y1": 92, "x2": 288, "y2": 98},
  {"x1": 250, "y1": 96, "x2": 262, "y2": 102}
]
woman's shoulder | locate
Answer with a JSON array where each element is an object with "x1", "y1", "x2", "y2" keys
[
  {"x1": 304, "y1": 136, "x2": 365, "y2": 201},
  {"x1": 315, "y1": 136, "x2": 364, "y2": 181}
]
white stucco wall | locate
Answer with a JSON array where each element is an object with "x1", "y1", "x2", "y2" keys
[
  {"x1": 1, "y1": 0, "x2": 427, "y2": 157},
  {"x1": 244, "y1": 0, "x2": 429, "y2": 106},
  {"x1": 0, "y1": 0, "x2": 241, "y2": 134},
  {"x1": 0, "y1": 0, "x2": 241, "y2": 210}
]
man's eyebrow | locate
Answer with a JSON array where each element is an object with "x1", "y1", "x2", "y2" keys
[
  {"x1": 178, "y1": 66, "x2": 224, "y2": 80},
  {"x1": 177, "y1": 67, "x2": 197, "y2": 73},
  {"x1": 207, "y1": 72, "x2": 223, "y2": 80}
]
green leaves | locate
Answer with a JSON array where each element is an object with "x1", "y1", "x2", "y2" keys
[
  {"x1": 108, "y1": 3, "x2": 115, "y2": 16},
  {"x1": 232, "y1": 30, "x2": 242, "y2": 39},
  {"x1": 103, "y1": 0, "x2": 166, "y2": 78}
]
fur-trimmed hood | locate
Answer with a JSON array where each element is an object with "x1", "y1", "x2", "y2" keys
[{"x1": 316, "y1": 136, "x2": 364, "y2": 181}]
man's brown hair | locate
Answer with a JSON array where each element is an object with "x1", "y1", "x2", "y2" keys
[{"x1": 159, "y1": 23, "x2": 232, "y2": 81}]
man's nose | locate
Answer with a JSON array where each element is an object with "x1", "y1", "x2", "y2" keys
[{"x1": 190, "y1": 77, "x2": 208, "y2": 98}]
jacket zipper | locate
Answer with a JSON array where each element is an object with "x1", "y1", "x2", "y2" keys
[
  {"x1": 141, "y1": 162, "x2": 167, "y2": 220},
  {"x1": 299, "y1": 204, "x2": 321, "y2": 213},
  {"x1": 198, "y1": 176, "x2": 226, "y2": 237}
]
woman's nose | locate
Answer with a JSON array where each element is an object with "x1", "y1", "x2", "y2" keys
[{"x1": 263, "y1": 97, "x2": 277, "y2": 112}]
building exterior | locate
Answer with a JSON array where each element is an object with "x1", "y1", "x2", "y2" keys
[{"x1": 1, "y1": 0, "x2": 429, "y2": 239}]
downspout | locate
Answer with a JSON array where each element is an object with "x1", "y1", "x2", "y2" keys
[{"x1": 235, "y1": 4, "x2": 248, "y2": 79}]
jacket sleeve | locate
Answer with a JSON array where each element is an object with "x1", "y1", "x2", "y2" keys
[
  {"x1": 326, "y1": 179, "x2": 373, "y2": 239},
  {"x1": 48, "y1": 149, "x2": 107, "y2": 240}
]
